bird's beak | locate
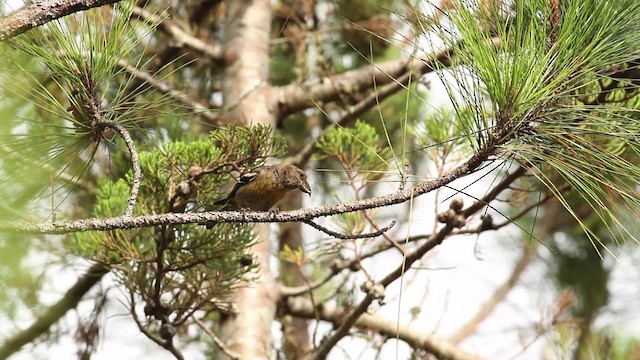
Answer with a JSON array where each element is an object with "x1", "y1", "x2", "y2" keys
[{"x1": 300, "y1": 180, "x2": 312, "y2": 196}]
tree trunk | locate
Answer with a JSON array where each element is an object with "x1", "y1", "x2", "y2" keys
[{"x1": 218, "y1": 0, "x2": 277, "y2": 359}]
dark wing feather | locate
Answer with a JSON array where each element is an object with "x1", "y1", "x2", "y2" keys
[{"x1": 214, "y1": 170, "x2": 261, "y2": 207}]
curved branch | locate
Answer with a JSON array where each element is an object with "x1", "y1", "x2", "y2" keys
[
  {"x1": 0, "y1": 0, "x2": 121, "y2": 41},
  {"x1": 303, "y1": 219, "x2": 396, "y2": 239},
  {"x1": 0, "y1": 264, "x2": 109, "y2": 359},
  {"x1": 108, "y1": 123, "x2": 141, "y2": 217}
]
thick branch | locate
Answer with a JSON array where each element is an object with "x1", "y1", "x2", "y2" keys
[
  {"x1": 3, "y1": 151, "x2": 490, "y2": 234},
  {"x1": 130, "y1": 6, "x2": 223, "y2": 61},
  {"x1": 309, "y1": 222, "x2": 457, "y2": 360},
  {"x1": 284, "y1": 296, "x2": 485, "y2": 360},
  {"x1": 0, "y1": 0, "x2": 121, "y2": 41},
  {"x1": 0, "y1": 264, "x2": 109, "y2": 359},
  {"x1": 285, "y1": 65, "x2": 419, "y2": 167},
  {"x1": 272, "y1": 49, "x2": 453, "y2": 118}
]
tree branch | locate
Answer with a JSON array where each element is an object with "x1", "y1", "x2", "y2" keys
[
  {"x1": 108, "y1": 123, "x2": 141, "y2": 217},
  {"x1": 285, "y1": 64, "x2": 420, "y2": 167},
  {"x1": 283, "y1": 296, "x2": 486, "y2": 360},
  {"x1": 271, "y1": 48, "x2": 453, "y2": 118},
  {"x1": 0, "y1": 0, "x2": 121, "y2": 41},
  {"x1": 193, "y1": 317, "x2": 241, "y2": 360},
  {"x1": 116, "y1": 59, "x2": 221, "y2": 124},
  {"x1": 303, "y1": 219, "x2": 396, "y2": 239},
  {"x1": 309, "y1": 219, "x2": 457, "y2": 360},
  {"x1": 130, "y1": 6, "x2": 223, "y2": 61},
  {"x1": 0, "y1": 263, "x2": 109, "y2": 359},
  {"x1": 2, "y1": 150, "x2": 490, "y2": 234}
]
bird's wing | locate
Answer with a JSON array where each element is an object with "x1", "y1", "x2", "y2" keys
[
  {"x1": 214, "y1": 169, "x2": 262, "y2": 207},
  {"x1": 237, "y1": 171, "x2": 259, "y2": 185}
]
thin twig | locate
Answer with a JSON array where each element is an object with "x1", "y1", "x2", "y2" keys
[
  {"x1": 193, "y1": 317, "x2": 242, "y2": 360},
  {"x1": 116, "y1": 59, "x2": 220, "y2": 123},
  {"x1": 303, "y1": 219, "x2": 396, "y2": 239},
  {"x1": 363, "y1": 212, "x2": 406, "y2": 255},
  {"x1": 454, "y1": 190, "x2": 559, "y2": 235},
  {"x1": 130, "y1": 6, "x2": 223, "y2": 61}
]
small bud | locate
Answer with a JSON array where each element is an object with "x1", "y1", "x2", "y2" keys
[
  {"x1": 452, "y1": 215, "x2": 467, "y2": 228},
  {"x1": 361, "y1": 281, "x2": 385, "y2": 300},
  {"x1": 360, "y1": 280, "x2": 374, "y2": 292},
  {"x1": 240, "y1": 255, "x2": 253, "y2": 266},
  {"x1": 187, "y1": 166, "x2": 204, "y2": 178},
  {"x1": 450, "y1": 197, "x2": 464, "y2": 213},
  {"x1": 349, "y1": 261, "x2": 361, "y2": 272},
  {"x1": 437, "y1": 212, "x2": 449, "y2": 224},
  {"x1": 480, "y1": 214, "x2": 494, "y2": 231}
]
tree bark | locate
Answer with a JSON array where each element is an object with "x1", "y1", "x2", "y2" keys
[
  {"x1": 217, "y1": 0, "x2": 277, "y2": 358},
  {"x1": 0, "y1": 0, "x2": 121, "y2": 41},
  {"x1": 279, "y1": 192, "x2": 310, "y2": 360}
]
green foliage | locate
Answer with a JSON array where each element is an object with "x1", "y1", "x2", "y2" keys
[
  {"x1": 279, "y1": 243, "x2": 306, "y2": 265},
  {"x1": 412, "y1": 108, "x2": 473, "y2": 162},
  {"x1": 421, "y1": 0, "x2": 640, "y2": 250},
  {"x1": 0, "y1": 1, "x2": 186, "y2": 211},
  {"x1": 315, "y1": 120, "x2": 390, "y2": 234},
  {"x1": 316, "y1": 120, "x2": 391, "y2": 183},
  {"x1": 2, "y1": 1, "x2": 146, "y2": 144},
  {"x1": 270, "y1": 43, "x2": 298, "y2": 86},
  {"x1": 211, "y1": 123, "x2": 288, "y2": 167},
  {"x1": 612, "y1": 335, "x2": 640, "y2": 360},
  {"x1": 556, "y1": 244, "x2": 609, "y2": 318},
  {"x1": 74, "y1": 124, "x2": 285, "y2": 329}
]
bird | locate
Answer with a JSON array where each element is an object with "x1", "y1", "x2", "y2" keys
[{"x1": 215, "y1": 164, "x2": 311, "y2": 211}]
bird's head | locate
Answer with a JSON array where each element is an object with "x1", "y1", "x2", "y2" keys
[{"x1": 282, "y1": 164, "x2": 311, "y2": 195}]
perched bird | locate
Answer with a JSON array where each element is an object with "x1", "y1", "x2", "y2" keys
[{"x1": 215, "y1": 164, "x2": 311, "y2": 211}]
